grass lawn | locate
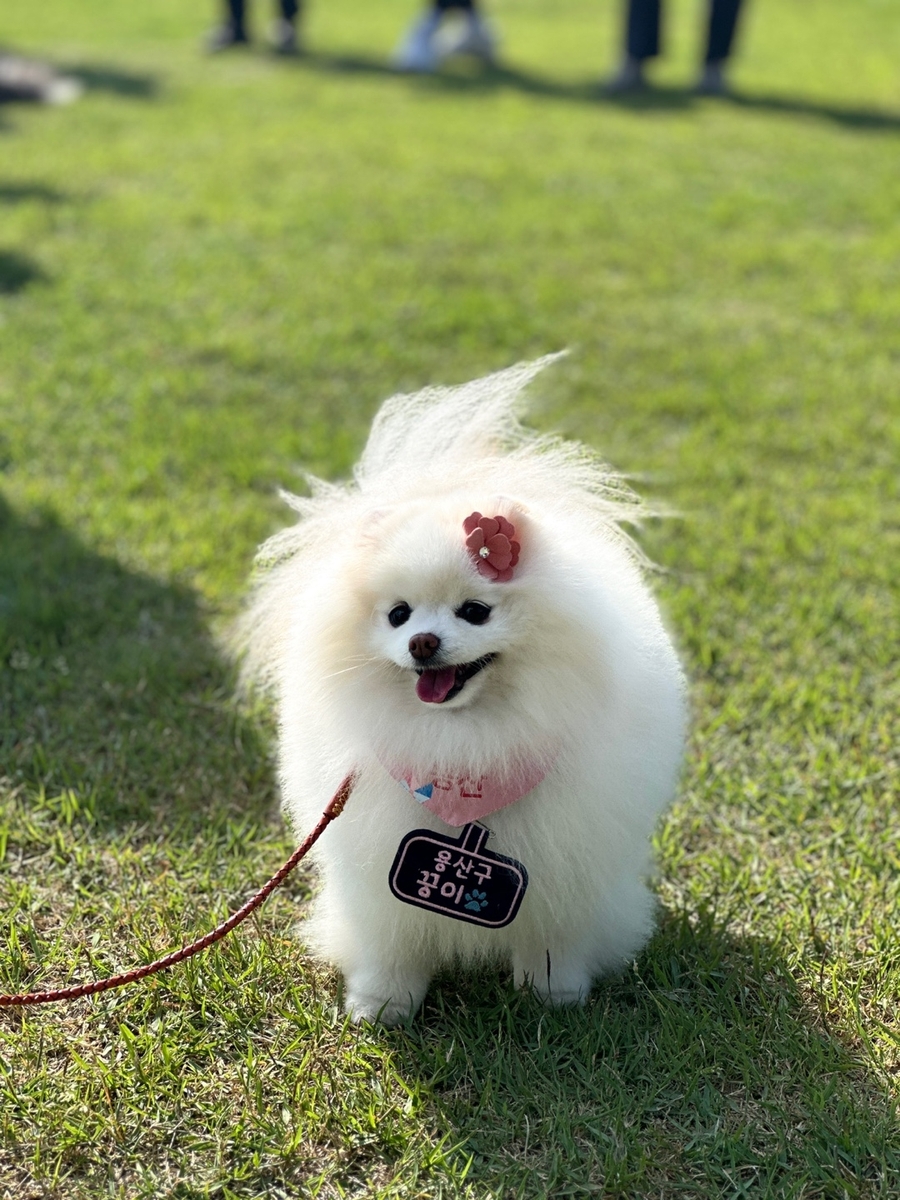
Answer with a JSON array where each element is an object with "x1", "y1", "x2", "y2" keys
[{"x1": 1, "y1": 0, "x2": 899, "y2": 1195}]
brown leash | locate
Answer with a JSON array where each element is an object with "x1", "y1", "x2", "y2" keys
[{"x1": 0, "y1": 772, "x2": 355, "y2": 1007}]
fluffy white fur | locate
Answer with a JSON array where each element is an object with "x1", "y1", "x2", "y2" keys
[{"x1": 238, "y1": 355, "x2": 686, "y2": 1023}]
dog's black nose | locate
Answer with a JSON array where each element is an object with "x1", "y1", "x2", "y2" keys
[{"x1": 409, "y1": 632, "x2": 441, "y2": 661}]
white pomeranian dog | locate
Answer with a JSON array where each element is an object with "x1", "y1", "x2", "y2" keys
[{"x1": 238, "y1": 355, "x2": 685, "y2": 1024}]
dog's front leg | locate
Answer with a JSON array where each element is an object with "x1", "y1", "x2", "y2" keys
[
  {"x1": 512, "y1": 947, "x2": 593, "y2": 1007},
  {"x1": 342, "y1": 957, "x2": 432, "y2": 1025}
]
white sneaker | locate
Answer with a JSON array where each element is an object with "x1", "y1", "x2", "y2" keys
[
  {"x1": 605, "y1": 55, "x2": 645, "y2": 92},
  {"x1": 0, "y1": 52, "x2": 82, "y2": 103},
  {"x1": 695, "y1": 60, "x2": 730, "y2": 95},
  {"x1": 204, "y1": 22, "x2": 248, "y2": 52},
  {"x1": 270, "y1": 18, "x2": 301, "y2": 54},
  {"x1": 393, "y1": 12, "x2": 442, "y2": 72},
  {"x1": 437, "y1": 13, "x2": 498, "y2": 64},
  {"x1": 44, "y1": 76, "x2": 83, "y2": 105}
]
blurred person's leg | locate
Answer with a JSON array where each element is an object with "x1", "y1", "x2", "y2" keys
[
  {"x1": 206, "y1": 0, "x2": 249, "y2": 50},
  {"x1": 394, "y1": 3, "x2": 444, "y2": 71},
  {"x1": 438, "y1": 0, "x2": 498, "y2": 63},
  {"x1": 705, "y1": 0, "x2": 742, "y2": 60},
  {"x1": 394, "y1": 0, "x2": 496, "y2": 73},
  {"x1": 606, "y1": 0, "x2": 661, "y2": 91},
  {"x1": 697, "y1": 0, "x2": 743, "y2": 93},
  {"x1": 627, "y1": 0, "x2": 661, "y2": 60},
  {"x1": 271, "y1": 0, "x2": 302, "y2": 53}
]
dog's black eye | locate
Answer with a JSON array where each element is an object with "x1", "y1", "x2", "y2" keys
[
  {"x1": 455, "y1": 600, "x2": 492, "y2": 626},
  {"x1": 388, "y1": 603, "x2": 412, "y2": 628}
]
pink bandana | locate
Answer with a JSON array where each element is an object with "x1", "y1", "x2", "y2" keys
[{"x1": 386, "y1": 758, "x2": 553, "y2": 827}]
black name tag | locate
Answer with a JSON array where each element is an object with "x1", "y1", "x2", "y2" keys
[{"x1": 388, "y1": 823, "x2": 528, "y2": 928}]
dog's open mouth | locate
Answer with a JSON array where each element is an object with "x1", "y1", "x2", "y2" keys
[{"x1": 415, "y1": 655, "x2": 495, "y2": 704}]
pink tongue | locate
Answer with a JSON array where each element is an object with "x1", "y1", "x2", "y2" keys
[{"x1": 416, "y1": 666, "x2": 458, "y2": 704}]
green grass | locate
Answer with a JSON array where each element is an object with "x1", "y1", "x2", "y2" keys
[{"x1": 1, "y1": 0, "x2": 899, "y2": 1195}]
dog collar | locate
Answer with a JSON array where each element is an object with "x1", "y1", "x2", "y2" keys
[{"x1": 383, "y1": 757, "x2": 554, "y2": 827}]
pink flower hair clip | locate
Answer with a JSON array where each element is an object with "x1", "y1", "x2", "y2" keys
[{"x1": 463, "y1": 512, "x2": 520, "y2": 583}]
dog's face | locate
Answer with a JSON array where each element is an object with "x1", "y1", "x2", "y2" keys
[
  {"x1": 309, "y1": 496, "x2": 592, "y2": 766},
  {"x1": 359, "y1": 502, "x2": 528, "y2": 712},
  {"x1": 302, "y1": 492, "x2": 617, "y2": 769}
]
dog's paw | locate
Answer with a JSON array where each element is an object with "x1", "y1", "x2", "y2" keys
[
  {"x1": 344, "y1": 988, "x2": 422, "y2": 1026},
  {"x1": 342, "y1": 967, "x2": 430, "y2": 1025},
  {"x1": 514, "y1": 957, "x2": 592, "y2": 1007}
]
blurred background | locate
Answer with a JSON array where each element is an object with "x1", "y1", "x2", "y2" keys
[
  {"x1": 1, "y1": 0, "x2": 898, "y2": 587},
  {"x1": 2, "y1": 0, "x2": 898, "y2": 600}
]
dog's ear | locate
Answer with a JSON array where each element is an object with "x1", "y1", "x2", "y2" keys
[
  {"x1": 356, "y1": 505, "x2": 396, "y2": 546},
  {"x1": 494, "y1": 498, "x2": 531, "y2": 549},
  {"x1": 495, "y1": 497, "x2": 529, "y2": 517}
]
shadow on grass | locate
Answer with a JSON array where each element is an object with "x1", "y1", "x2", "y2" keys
[
  {"x1": 0, "y1": 494, "x2": 273, "y2": 831},
  {"x1": 387, "y1": 910, "x2": 898, "y2": 1195},
  {"x1": 0, "y1": 184, "x2": 68, "y2": 293},
  {"x1": 296, "y1": 51, "x2": 900, "y2": 132},
  {"x1": 0, "y1": 182, "x2": 67, "y2": 204},
  {"x1": 0, "y1": 249, "x2": 46, "y2": 293},
  {"x1": 62, "y1": 63, "x2": 159, "y2": 98},
  {"x1": 725, "y1": 88, "x2": 900, "y2": 132}
]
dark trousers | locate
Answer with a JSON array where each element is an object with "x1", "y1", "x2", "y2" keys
[
  {"x1": 626, "y1": 0, "x2": 744, "y2": 62},
  {"x1": 436, "y1": 0, "x2": 475, "y2": 9},
  {"x1": 226, "y1": 0, "x2": 300, "y2": 36}
]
